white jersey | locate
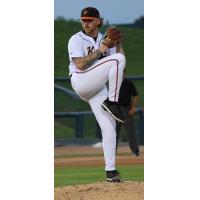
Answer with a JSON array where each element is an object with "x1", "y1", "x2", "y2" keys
[{"x1": 68, "y1": 31, "x2": 116, "y2": 75}]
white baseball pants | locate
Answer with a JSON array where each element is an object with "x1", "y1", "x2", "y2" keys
[{"x1": 71, "y1": 53, "x2": 126, "y2": 170}]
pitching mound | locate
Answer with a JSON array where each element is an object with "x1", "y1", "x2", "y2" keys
[{"x1": 55, "y1": 181, "x2": 144, "y2": 200}]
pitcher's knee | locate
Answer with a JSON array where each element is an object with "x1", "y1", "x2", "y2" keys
[
  {"x1": 109, "y1": 53, "x2": 125, "y2": 61},
  {"x1": 115, "y1": 53, "x2": 126, "y2": 71},
  {"x1": 115, "y1": 53, "x2": 125, "y2": 62},
  {"x1": 108, "y1": 53, "x2": 126, "y2": 66}
]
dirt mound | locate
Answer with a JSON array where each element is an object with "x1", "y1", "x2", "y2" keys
[{"x1": 55, "y1": 181, "x2": 144, "y2": 200}]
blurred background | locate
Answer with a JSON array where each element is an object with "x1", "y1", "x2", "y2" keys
[{"x1": 54, "y1": 0, "x2": 144, "y2": 146}]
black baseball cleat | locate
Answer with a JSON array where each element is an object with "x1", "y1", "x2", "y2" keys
[
  {"x1": 101, "y1": 99, "x2": 124, "y2": 123},
  {"x1": 106, "y1": 170, "x2": 121, "y2": 182}
]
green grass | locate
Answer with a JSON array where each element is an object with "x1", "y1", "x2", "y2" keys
[
  {"x1": 54, "y1": 122, "x2": 75, "y2": 138},
  {"x1": 55, "y1": 113, "x2": 98, "y2": 139},
  {"x1": 54, "y1": 165, "x2": 144, "y2": 187}
]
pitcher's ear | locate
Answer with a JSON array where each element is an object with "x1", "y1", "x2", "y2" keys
[{"x1": 98, "y1": 18, "x2": 103, "y2": 28}]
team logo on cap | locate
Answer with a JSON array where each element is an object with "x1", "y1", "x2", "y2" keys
[{"x1": 84, "y1": 10, "x2": 88, "y2": 15}]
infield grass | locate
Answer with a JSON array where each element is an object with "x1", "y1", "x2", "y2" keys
[{"x1": 54, "y1": 165, "x2": 144, "y2": 187}]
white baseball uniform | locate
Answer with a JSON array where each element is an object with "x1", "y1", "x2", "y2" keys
[{"x1": 68, "y1": 31, "x2": 126, "y2": 171}]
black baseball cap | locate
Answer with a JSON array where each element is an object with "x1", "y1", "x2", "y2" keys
[{"x1": 81, "y1": 7, "x2": 100, "y2": 19}]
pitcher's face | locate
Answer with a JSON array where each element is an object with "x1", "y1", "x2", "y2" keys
[{"x1": 81, "y1": 18, "x2": 101, "y2": 35}]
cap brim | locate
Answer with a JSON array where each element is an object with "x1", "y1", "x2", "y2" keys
[{"x1": 81, "y1": 16, "x2": 98, "y2": 20}]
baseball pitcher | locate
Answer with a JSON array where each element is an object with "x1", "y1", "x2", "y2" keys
[{"x1": 68, "y1": 7, "x2": 126, "y2": 182}]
